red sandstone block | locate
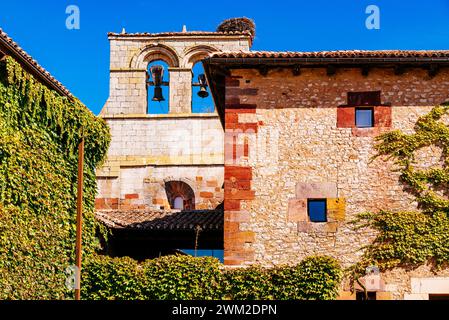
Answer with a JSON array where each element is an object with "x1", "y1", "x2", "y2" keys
[
  {"x1": 225, "y1": 113, "x2": 239, "y2": 124},
  {"x1": 225, "y1": 78, "x2": 241, "y2": 87},
  {"x1": 153, "y1": 198, "x2": 164, "y2": 205},
  {"x1": 225, "y1": 123, "x2": 258, "y2": 134},
  {"x1": 225, "y1": 231, "x2": 256, "y2": 244},
  {"x1": 225, "y1": 190, "x2": 256, "y2": 201},
  {"x1": 224, "y1": 200, "x2": 241, "y2": 211},
  {"x1": 225, "y1": 211, "x2": 251, "y2": 223},
  {"x1": 224, "y1": 221, "x2": 240, "y2": 234},
  {"x1": 206, "y1": 180, "x2": 218, "y2": 187},
  {"x1": 225, "y1": 97, "x2": 241, "y2": 106},
  {"x1": 200, "y1": 191, "x2": 214, "y2": 198},
  {"x1": 224, "y1": 180, "x2": 251, "y2": 191},
  {"x1": 125, "y1": 193, "x2": 139, "y2": 200},
  {"x1": 351, "y1": 127, "x2": 380, "y2": 137},
  {"x1": 337, "y1": 106, "x2": 356, "y2": 128},
  {"x1": 95, "y1": 199, "x2": 106, "y2": 210},
  {"x1": 375, "y1": 106, "x2": 392, "y2": 127},
  {"x1": 225, "y1": 166, "x2": 252, "y2": 180},
  {"x1": 95, "y1": 198, "x2": 105, "y2": 205}
]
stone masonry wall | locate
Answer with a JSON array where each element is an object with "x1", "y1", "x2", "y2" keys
[
  {"x1": 223, "y1": 66, "x2": 449, "y2": 298},
  {"x1": 96, "y1": 114, "x2": 224, "y2": 210}
]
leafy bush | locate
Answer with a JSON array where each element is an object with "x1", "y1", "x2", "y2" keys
[
  {"x1": 82, "y1": 255, "x2": 342, "y2": 300},
  {"x1": 0, "y1": 57, "x2": 110, "y2": 299}
]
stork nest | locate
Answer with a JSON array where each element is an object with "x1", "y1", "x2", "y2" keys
[{"x1": 217, "y1": 17, "x2": 256, "y2": 40}]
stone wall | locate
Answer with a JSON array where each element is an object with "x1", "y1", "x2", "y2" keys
[
  {"x1": 96, "y1": 113, "x2": 225, "y2": 210},
  {"x1": 223, "y1": 66, "x2": 449, "y2": 299}
]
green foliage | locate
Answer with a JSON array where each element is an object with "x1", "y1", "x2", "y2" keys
[
  {"x1": 0, "y1": 57, "x2": 110, "y2": 299},
  {"x1": 82, "y1": 255, "x2": 342, "y2": 300},
  {"x1": 351, "y1": 105, "x2": 449, "y2": 275}
]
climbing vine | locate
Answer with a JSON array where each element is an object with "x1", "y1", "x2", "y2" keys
[
  {"x1": 351, "y1": 105, "x2": 449, "y2": 276},
  {"x1": 0, "y1": 57, "x2": 110, "y2": 299}
]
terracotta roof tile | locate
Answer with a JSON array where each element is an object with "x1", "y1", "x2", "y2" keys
[
  {"x1": 96, "y1": 209, "x2": 223, "y2": 231},
  {"x1": 209, "y1": 50, "x2": 449, "y2": 59},
  {"x1": 0, "y1": 28, "x2": 72, "y2": 97}
]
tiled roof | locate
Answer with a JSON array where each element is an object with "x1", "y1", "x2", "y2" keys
[
  {"x1": 0, "y1": 28, "x2": 72, "y2": 97},
  {"x1": 108, "y1": 30, "x2": 252, "y2": 37},
  {"x1": 209, "y1": 50, "x2": 449, "y2": 59},
  {"x1": 96, "y1": 209, "x2": 223, "y2": 231}
]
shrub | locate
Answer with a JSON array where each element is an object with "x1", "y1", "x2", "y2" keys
[{"x1": 82, "y1": 254, "x2": 342, "y2": 300}]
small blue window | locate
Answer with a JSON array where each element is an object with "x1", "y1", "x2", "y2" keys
[
  {"x1": 308, "y1": 199, "x2": 327, "y2": 222},
  {"x1": 355, "y1": 108, "x2": 374, "y2": 128}
]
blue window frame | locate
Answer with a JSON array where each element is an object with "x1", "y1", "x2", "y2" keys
[
  {"x1": 308, "y1": 199, "x2": 327, "y2": 222},
  {"x1": 355, "y1": 108, "x2": 374, "y2": 128}
]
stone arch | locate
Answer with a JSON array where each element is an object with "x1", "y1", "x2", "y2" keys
[
  {"x1": 164, "y1": 180, "x2": 196, "y2": 210},
  {"x1": 183, "y1": 45, "x2": 219, "y2": 69},
  {"x1": 131, "y1": 43, "x2": 180, "y2": 69}
]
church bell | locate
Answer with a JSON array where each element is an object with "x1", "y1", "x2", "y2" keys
[
  {"x1": 150, "y1": 65, "x2": 165, "y2": 102},
  {"x1": 197, "y1": 74, "x2": 209, "y2": 99}
]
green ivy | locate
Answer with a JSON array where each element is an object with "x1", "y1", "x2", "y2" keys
[
  {"x1": 351, "y1": 105, "x2": 449, "y2": 277},
  {"x1": 82, "y1": 255, "x2": 342, "y2": 300},
  {"x1": 0, "y1": 57, "x2": 110, "y2": 299}
]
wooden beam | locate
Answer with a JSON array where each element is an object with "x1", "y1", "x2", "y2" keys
[
  {"x1": 292, "y1": 65, "x2": 301, "y2": 76},
  {"x1": 258, "y1": 65, "x2": 269, "y2": 76},
  {"x1": 327, "y1": 65, "x2": 336, "y2": 76},
  {"x1": 394, "y1": 65, "x2": 405, "y2": 75},
  {"x1": 428, "y1": 64, "x2": 440, "y2": 78},
  {"x1": 75, "y1": 137, "x2": 85, "y2": 301},
  {"x1": 361, "y1": 66, "x2": 370, "y2": 77}
]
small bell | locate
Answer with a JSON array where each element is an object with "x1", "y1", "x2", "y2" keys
[{"x1": 197, "y1": 74, "x2": 209, "y2": 98}]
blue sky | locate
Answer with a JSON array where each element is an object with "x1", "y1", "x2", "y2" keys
[{"x1": 1, "y1": 0, "x2": 449, "y2": 115}]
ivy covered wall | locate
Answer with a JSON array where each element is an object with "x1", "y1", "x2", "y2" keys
[
  {"x1": 352, "y1": 105, "x2": 449, "y2": 276},
  {"x1": 0, "y1": 57, "x2": 111, "y2": 299}
]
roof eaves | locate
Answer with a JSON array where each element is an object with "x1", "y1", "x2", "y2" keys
[{"x1": 0, "y1": 28, "x2": 72, "y2": 98}]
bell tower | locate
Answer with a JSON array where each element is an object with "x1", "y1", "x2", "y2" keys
[{"x1": 96, "y1": 18, "x2": 254, "y2": 213}]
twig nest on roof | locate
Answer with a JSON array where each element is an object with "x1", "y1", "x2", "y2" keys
[{"x1": 217, "y1": 17, "x2": 256, "y2": 40}]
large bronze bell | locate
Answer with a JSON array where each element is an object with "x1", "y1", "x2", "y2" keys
[
  {"x1": 197, "y1": 74, "x2": 209, "y2": 98},
  {"x1": 150, "y1": 65, "x2": 165, "y2": 102},
  {"x1": 152, "y1": 86, "x2": 165, "y2": 102}
]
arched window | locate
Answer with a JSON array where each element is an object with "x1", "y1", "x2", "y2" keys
[
  {"x1": 191, "y1": 62, "x2": 215, "y2": 113},
  {"x1": 165, "y1": 181, "x2": 195, "y2": 210},
  {"x1": 173, "y1": 196, "x2": 184, "y2": 210},
  {"x1": 147, "y1": 60, "x2": 170, "y2": 114}
]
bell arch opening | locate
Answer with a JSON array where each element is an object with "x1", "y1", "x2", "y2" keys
[
  {"x1": 147, "y1": 60, "x2": 170, "y2": 114},
  {"x1": 191, "y1": 62, "x2": 214, "y2": 113}
]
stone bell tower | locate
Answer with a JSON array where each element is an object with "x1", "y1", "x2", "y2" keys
[{"x1": 96, "y1": 19, "x2": 254, "y2": 212}]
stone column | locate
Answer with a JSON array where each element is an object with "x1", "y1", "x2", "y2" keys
[
  {"x1": 169, "y1": 68, "x2": 192, "y2": 114},
  {"x1": 103, "y1": 69, "x2": 147, "y2": 115}
]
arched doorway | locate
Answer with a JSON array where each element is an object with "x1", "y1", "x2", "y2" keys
[{"x1": 165, "y1": 181, "x2": 195, "y2": 210}]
